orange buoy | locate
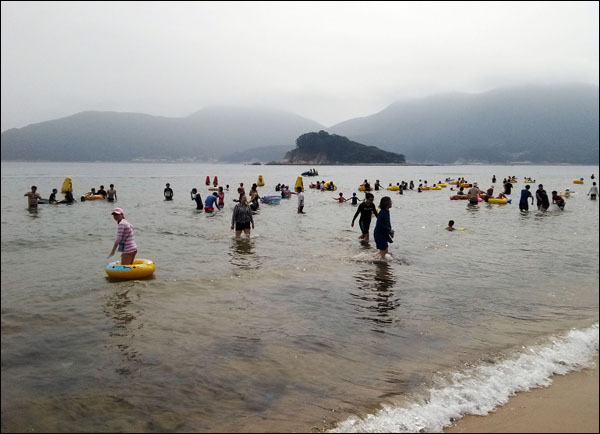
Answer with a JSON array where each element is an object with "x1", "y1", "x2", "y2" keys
[
  {"x1": 205, "y1": 176, "x2": 210, "y2": 185},
  {"x1": 213, "y1": 176, "x2": 218, "y2": 187}
]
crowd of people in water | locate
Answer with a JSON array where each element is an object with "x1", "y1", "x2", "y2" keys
[{"x1": 24, "y1": 173, "x2": 598, "y2": 263}]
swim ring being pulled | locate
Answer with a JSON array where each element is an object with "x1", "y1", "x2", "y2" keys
[{"x1": 105, "y1": 259, "x2": 155, "y2": 280}]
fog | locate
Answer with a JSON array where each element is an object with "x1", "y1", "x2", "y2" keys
[{"x1": 1, "y1": 1, "x2": 598, "y2": 131}]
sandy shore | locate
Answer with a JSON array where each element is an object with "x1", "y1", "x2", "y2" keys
[{"x1": 445, "y1": 357, "x2": 599, "y2": 433}]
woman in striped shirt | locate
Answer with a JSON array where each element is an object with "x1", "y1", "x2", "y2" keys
[
  {"x1": 108, "y1": 207, "x2": 138, "y2": 265},
  {"x1": 231, "y1": 195, "x2": 254, "y2": 238}
]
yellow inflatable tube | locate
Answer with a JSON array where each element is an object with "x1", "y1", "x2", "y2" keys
[
  {"x1": 573, "y1": 179, "x2": 584, "y2": 184},
  {"x1": 83, "y1": 194, "x2": 105, "y2": 201},
  {"x1": 324, "y1": 182, "x2": 337, "y2": 191},
  {"x1": 437, "y1": 183, "x2": 447, "y2": 188},
  {"x1": 423, "y1": 186, "x2": 442, "y2": 190},
  {"x1": 487, "y1": 198, "x2": 509, "y2": 204},
  {"x1": 387, "y1": 185, "x2": 399, "y2": 191},
  {"x1": 257, "y1": 175, "x2": 265, "y2": 187},
  {"x1": 459, "y1": 183, "x2": 471, "y2": 188},
  {"x1": 105, "y1": 259, "x2": 155, "y2": 280}
]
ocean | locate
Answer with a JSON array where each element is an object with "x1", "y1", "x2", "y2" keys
[{"x1": 1, "y1": 162, "x2": 598, "y2": 432}]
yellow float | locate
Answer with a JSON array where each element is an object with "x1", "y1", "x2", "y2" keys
[
  {"x1": 358, "y1": 185, "x2": 371, "y2": 191},
  {"x1": 82, "y1": 194, "x2": 105, "y2": 201},
  {"x1": 487, "y1": 198, "x2": 510, "y2": 204},
  {"x1": 294, "y1": 176, "x2": 304, "y2": 192},
  {"x1": 459, "y1": 183, "x2": 471, "y2": 188},
  {"x1": 257, "y1": 175, "x2": 265, "y2": 187},
  {"x1": 105, "y1": 259, "x2": 155, "y2": 280},
  {"x1": 449, "y1": 181, "x2": 459, "y2": 185},
  {"x1": 324, "y1": 182, "x2": 337, "y2": 191},
  {"x1": 524, "y1": 180, "x2": 535, "y2": 183},
  {"x1": 61, "y1": 177, "x2": 73, "y2": 193},
  {"x1": 423, "y1": 186, "x2": 442, "y2": 190},
  {"x1": 387, "y1": 185, "x2": 400, "y2": 191},
  {"x1": 437, "y1": 183, "x2": 447, "y2": 188},
  {"x1": 573, "y1": 179, "x2": 584, "y2": 184}
]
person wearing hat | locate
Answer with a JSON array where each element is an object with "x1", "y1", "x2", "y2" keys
[{"x1": 108, "y1": 208, "x2": 138, "y2": 265}]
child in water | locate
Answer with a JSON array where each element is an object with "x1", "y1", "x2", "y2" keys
[
  {"x1": 373, "y1": 196, "x2": 394, "y2": 259},
  {"x1": 333, "y1": 192, "x2": 347, "y2": 202},
  {"x1": 446, "y1": 220, "x2": 456, "y2": 231},
  {"x1": 349, "y1": 192, "x2": 359, "y2": 205}
]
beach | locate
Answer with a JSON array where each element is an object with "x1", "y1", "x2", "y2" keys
[
  {"x1": 446, "y1": 357, "x2": 599, "y2": 433},
  {"x1": 2, "y1": 162, "x2": 598, "y2": 432}
]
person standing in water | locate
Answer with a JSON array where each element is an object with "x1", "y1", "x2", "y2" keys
[
  {"x1": 373, "y1": 196, "x2": 394, "y2": 260},
  {"x1": 351, "y1": 193, "x2": 378, "y2": 242},
  {"x1": 588, "y1": 182, "x2": 598, "y2": 200},
  {"x1": 296, "y1": 186, "x2": 305, "y2": 213},
  {"x1": 107, "y1": 184, "x2": 117, "y2": 202},
  {"x1": 519, "y1": 184, "x2": 534, "y2": 211},
  {"x1": 536, "y1": 184, "x2": 550, "y2": 211},
  {"x1": 190, "y1": 188, "x2": 203, "y2": 210},
  {"x1": 231, "y1": 195, "x2": 254, "y2": 238},
  {"x1": 217, "y1": 186, "x2": 225, "y2": 209},
  {"x1": 24, "y1": 186, "x2": 41, "y2": 210},
  {"x1": 108, "y1": 208, "x2": 138, "y2": 265},
  {"x1": 164, "y1": 183, "x2": 174, "y2": 201}
]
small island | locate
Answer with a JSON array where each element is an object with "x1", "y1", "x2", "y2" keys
[{"x1": 283, "y1": 130, "x2": 406, "y2": 164}]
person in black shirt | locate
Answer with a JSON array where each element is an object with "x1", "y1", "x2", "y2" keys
[
  {"x1": 351, "y1": 193, "x2": 378, "y2": 242},
  {"x1": 349, "y1": 192, "x2": 359, "y2": 205},
  {"x1": 504, "y1": 181, "x2": 513, "y2": 195},
  {"x1": 190, "y1": 188, "x2": 203, "y2": 210},
  {"x1": 49, "y1": 188, "x2": 58, "y2": 203},
  {"x1": 97, "y1": 185, "x2": 107, "y2": 198},
  {"x1": 164, "y1": 183, "x2": 174, "y2": 200}
]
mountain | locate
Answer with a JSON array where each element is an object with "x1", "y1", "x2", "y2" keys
[
  {"x1": 283, "y1": 130, "x2": 405, "y2": 164},
  {"x1": 0, "y1": 106, "x2": 324, "y2": 162},
  {"x1": 329, "y1": 84, "x2": 599, "y2": 164}
]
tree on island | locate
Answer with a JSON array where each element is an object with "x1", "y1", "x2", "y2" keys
[{"x1": 284, "y1": 130, "x2": 406, "y2": 164}]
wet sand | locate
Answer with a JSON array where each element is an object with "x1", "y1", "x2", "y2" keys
[{"x1": 445, "y1": 357, "x2": 599, "y2": 433}]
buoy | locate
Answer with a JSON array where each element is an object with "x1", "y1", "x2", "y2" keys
[
  {"x1": 213, "y1": 176, "x2": 218, "y2": 186},
  {"x1": 257, "y1": 175, "x2": 265, "y2": 187},
  {"x1": 205, "y1": 176, "x2": 210, "y2": 185},
  {"x1": 61, "y1": 177, "x2": 73, "y2": 193},
  {"x1": 295, "y1": 176, "x2": 304, "y2": 192}
]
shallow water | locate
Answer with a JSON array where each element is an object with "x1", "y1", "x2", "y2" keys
[{"x1": 1, "y1": 162, "x2": 598, "y2": 432}]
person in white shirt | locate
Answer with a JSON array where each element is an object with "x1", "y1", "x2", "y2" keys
[{"x1": 588, "y1": 182, "x2": 598, "y2": 200}]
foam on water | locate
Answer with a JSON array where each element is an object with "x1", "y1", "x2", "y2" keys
[{"x1": 329, "y1": 323, "x2": 599, "y2": 433}]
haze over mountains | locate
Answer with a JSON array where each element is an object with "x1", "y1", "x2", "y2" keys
[{"x1": 1, "y1": 84, "x2": 598, "y2": 164}]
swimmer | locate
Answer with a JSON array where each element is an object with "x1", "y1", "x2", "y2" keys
[
  {"x1": 446, "y1": 220, "x2": 456, "y2": 231},
  {"x1": 349, "y1": 192, "x2": 359, "y2": 205},
  {"x1": 333, "y1": 192, "x2": 347, "y2": 202},
  {"x1": 49, "y1": 188, "x2": 58, "y2": 204},
  {"x1": 107, "y1": 184, "x2": 117, "y2": 202},
  {"x1": 588, "y1": 182, "x2": 598, "y2": 200}
]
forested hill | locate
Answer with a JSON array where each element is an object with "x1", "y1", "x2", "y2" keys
[{"x1": 283, "y1": 130, "x2": 406, "y2": 164}]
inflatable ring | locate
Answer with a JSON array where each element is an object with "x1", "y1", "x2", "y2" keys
[
  {"x1": 387, "y1": 185, "x2": 399, "y2": 191},
  {"x1": 437, "y1": 183, "x2": 447, "y2": 188},
  {"x1": 324, "y1": 182, "x2": 337, "y2": 191},
  {"x1": 573, "y1": 180, "x2": 584, "y2": 184},
  {"x1": 459, "y1": 183, "x2": 472, "y2": 188},
  {"x1": 450, "y1": 195, "x2": 468, "y2": 200},
  {"x1": 105, "y1": 259, "x2": 155, "y2": 280},
  {"x1": 83, "y1": 194, "x2": 105, "y2": 201},
  {"x1": 487, "y1": 198, "x2": 511, "y2": 204}
]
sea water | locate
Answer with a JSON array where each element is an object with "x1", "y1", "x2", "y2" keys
[{"x1": 1, "y1": 162, "x2": 598, "y2": 432}]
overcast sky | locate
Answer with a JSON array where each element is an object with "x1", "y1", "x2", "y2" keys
[{"x1": 1, "y1": 1, "x2": 598, "y2": 131}]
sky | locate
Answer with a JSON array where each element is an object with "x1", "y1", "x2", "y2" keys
[{"x1": 1, "y1": 1, "x2": 598, "y2": 131}]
